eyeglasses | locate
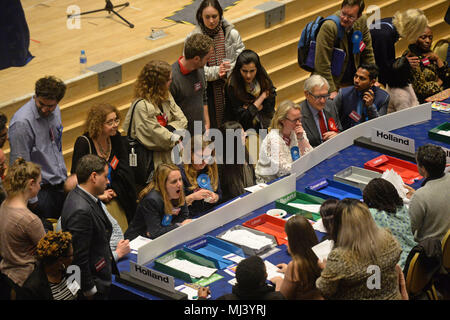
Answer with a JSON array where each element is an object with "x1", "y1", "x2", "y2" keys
[
  {"x1": 308, "y1": 92, "x2": 330, "y2": 100},
  {"x1": 104, "y1": 118, "x2": 120, "y2": 126},
  {"x1": 284, "y1": 117, "x2": 302, "y2": 123},
  {"x1": 340, "y1": 11, "x2": 358, "y2": 21}
]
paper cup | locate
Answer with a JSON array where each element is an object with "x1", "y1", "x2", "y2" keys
[{"x1": 266, "y1": 209, "x2": 287, "y2": 218}]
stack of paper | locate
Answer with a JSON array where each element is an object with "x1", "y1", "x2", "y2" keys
[
  {"x1": 312, "y1": 240, "x2": 334, "y2": 261},
  {"x1": 129, "y1": 235, "x2": 152, "y2": 254},
  {"x1": 381, "y1": 169, "x2": 409, "y2": 200},
  {"x1": 312, "y1": 218, "x2": 327, "y2": 233},
  {"x1": 221, "y1": 229, "x2": 273, "y2": 250},
  {"x1": 264, "y1": 260, "x2": 285, "y2": 280},
  {"x1": 286, "y1": 203, "x2": 321, "y2": 213},
  {"x1": 166, "y1": 259, "x2": 217, "y2": 279},
  {"x1": 437, "y1": 130, "x2": 450, "y2": 137}
]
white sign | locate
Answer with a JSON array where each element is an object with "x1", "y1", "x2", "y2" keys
[
  {"x1": 129, "y1": 261, "x2": 175, "y2": 292},
  {"x1": 371, "y1": 128, "x2": 415, "y2": 153}
]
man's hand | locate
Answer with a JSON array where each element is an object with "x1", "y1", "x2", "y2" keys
[
  {"x1": 322, "y1": 131, "x2": 338, "y2": 141},
  {"x1": 116, "y1": 239, "x2": 131, "y2": 259},
  {"x1": 362, "y1": 89, "x2": 375, "y2": 107}
]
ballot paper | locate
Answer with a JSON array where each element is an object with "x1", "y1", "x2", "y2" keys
[
  {"x1": 223, "y1": 253, "x2": 245, "y2": 264},
  {"x1": 264, "y1": 260, "x2": 285, "y2": 280},
  {"x1": 286, "y1": 203, "x2": 321, "y2": 213},
  {"x1": 244, "y1": 183, "x2": 269, "y2": 193},
  {"x1": 381, "y1": 169, "x2": 409, "y2": 200},
  {"x1": 129, "y1": 235, "x2": 152, "y2": 254},
  {"x1": 312, "y1": 240, "x2": 334, "y2": 261},
  {"x1": 220, "y1": 229, "x2": 273, "y2": 250},
  {"x1": 312, "y1": 218, "x2": 327, "y2": 233},
  {"x1": 166, "y1": 259, "x2": 217, "y2": 279},
  {"x1": 437, "y1": 130, "x2": 450, "y2": 137}
]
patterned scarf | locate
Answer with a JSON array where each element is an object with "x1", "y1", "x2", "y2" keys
[{"x1": 202, "y1": 20, "x2": 226, "y2": 127}]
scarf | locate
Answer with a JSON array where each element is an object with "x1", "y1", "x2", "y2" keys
[{"x1": 202, "y1": 20, "x2": 226, "y2": 127}]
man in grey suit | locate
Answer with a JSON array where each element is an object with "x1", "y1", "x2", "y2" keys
[
  {"x1": 300, "y1": 75, "x2": 343, "y2": 148},
  {"x1": 61, "y1": 154, "x2": 118, "y2": 300}
]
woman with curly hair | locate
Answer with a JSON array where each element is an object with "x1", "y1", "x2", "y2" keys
[
  {"x1": 19, "y1": 231, "x2": 78, "y2": 300},
  {"x1": 67, "y1": 103, "x2": 137, "y2": 231},
  {"x1": 0, "y1": 158, "x2": 45, "y2": 295},
  {"x1": 178, "y1": 135, "x2": 222, "y2": 217},
  {"x1": 123, "y1": 60, "x2": 188, "y2": 190}
]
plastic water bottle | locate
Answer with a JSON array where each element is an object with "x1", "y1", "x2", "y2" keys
[{"x1": 79, "y1": 50, "x2": 87, "y2": 73}]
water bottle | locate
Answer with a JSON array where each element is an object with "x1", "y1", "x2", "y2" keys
[{"x1": 79, "y1": 50, "x2": 87, "y2": 73}]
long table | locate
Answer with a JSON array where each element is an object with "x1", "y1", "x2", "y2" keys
[{"x1": 110, "y1": 106, "x2": 449, "y2": 300}]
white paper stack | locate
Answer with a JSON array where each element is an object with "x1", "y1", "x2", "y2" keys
[
  {"x1": 286, "y1": 203, "x2": 321, "y2": 213},
  {"x1": 312, "y1": 240, "x2": 334, "y2": 261},
  {"x1": 264, "y1": 260, "x2": 285, "y2": 280},
  {"x1": 129, "y1": 235, "x2": 152, "y2": 254},
  {"x1": 381, "y1": 169, "x2": 409, "y2": 202},
  {"x1": 166, "y1": 259, "x2": 217, "y2": 279},
  {"x1": 437, "y1": 130, "x2": 450, "y2": 137},
  {"x1": 221, "y1": 229, "x2": 273, "y2": 250},
  {"x1": 312, "y1": 218, "x2": 327, "y2": 233}
]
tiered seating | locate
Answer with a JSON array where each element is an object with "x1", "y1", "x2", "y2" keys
[{"x1": 0, "y1": 0, "x2": 448, "y2": 172}]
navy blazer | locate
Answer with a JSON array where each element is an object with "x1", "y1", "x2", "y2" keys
[
  {"x1": 300, "y1": 99, "x2": 342, "y2": 148},
  {"x1": 61, "y1": 186, "x2": 118, "y2": 294},
  {"x1": 334, "y1": 85, "x2": 390, "y2": 130}
]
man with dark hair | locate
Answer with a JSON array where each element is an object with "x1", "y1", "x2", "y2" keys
[
  {"x1": 334, "y1": 63, "x2": 390, "y2": 130},
  {"x1": 409, "y1": 144, "x2": 450, "y2": 243},
  {"x1": 61, "y1": 154, "x2": 118, "y2": 300},
  {"x1": 8, "y1": 76, "x2": 68, "y2": 220},
  {"x1": 313, "y1": 0, "x2": 375, "y2": 99},
  {"x1": 170, "y1": 33, "x2": 214, "y2": 135},
  {"x1": 198, "y1": 255, "x2": 285, "y2": 300}
]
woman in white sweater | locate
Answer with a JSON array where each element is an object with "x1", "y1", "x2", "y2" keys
[{"x1": 255, "y1": 100, "x2": 313, "y2": 183}]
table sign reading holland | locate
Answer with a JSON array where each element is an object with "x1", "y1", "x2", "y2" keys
[
  {"x1": 371, "y1": 128, "x2": 415, "y2": 154},
  {"x1": 129, "y1": 261, "x2": 175, "y2": 292}
]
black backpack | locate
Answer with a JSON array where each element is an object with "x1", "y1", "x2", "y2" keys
[{"x1": 297, "y1": 15, "x2": 344, "y2": 72}]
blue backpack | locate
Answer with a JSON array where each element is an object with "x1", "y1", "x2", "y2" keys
[{"x1": 297, "y1": 15, "x2": 344, "y2": 72}]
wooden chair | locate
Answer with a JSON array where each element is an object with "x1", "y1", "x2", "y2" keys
[{"x1": 405, "y1": 252, "x2": 439, "y2": 300}]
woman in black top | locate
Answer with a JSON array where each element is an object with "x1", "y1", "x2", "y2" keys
[
  {"x1": 68, "y1": 103, "x2": 137, "y2": 228},
  {"x1": 225, "y1": 49, "x2": 276, "y2": 131}
]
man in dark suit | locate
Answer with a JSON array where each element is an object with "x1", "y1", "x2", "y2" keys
[
  {"x1": 300, "y1": 75, "x2": 343, "y2": 148},
  {"x1": 61, "y1": 154, "x2": 118, "y2": 300}
]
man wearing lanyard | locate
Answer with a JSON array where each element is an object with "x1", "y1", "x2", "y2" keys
[
  {"x1": 8, "y1": 76, "x2": 67, "y2": 220},
  {"x1": 334, "y1": 63, "x2": 390, "y2": 130},
  {"x1": 300, "y1": 75, "x2": 342, "y2": 148},
  {"x1": 170, "y1": 33, "x2": 214, "y2": 136}
]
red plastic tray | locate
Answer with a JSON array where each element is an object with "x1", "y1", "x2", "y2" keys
[
  {"x1": 364, "y1": 155, "x2": 422, "y2": 185},
  {"x1": 242, "y1": 214, "x2": 287, "y2": 245}
]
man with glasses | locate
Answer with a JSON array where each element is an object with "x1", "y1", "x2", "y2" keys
[
  {"x1": 8, "y1": 76, "x2": 67, "y2": 221},
  {"x1": 300, "y1": 75, "x2": 342, "y2": 147},
  {"x1": 334, "y1": 63, "x2": 389, "y2": 130},
  {"x1": 314, "y1": 0, "x2": 375, "y2": 99}
]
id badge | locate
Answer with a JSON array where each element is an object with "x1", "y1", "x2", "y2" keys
[
  {"x1": 67, "y1": 279, "x2": 80, "y2": 296},
  {"x1": 349, "y1": 110, "x2": 361, "y2": 122},
  {"x1": 359, "y1": 41, "x2": 366, "y2": 52},
  {"x1": 129, "y1": 147, "x2": 137, "y2": 167}
]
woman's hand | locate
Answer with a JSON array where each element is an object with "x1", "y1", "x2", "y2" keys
[
  {"x1": 192, "y1": 189, "x2": 214, "y2": 201},
  {"x1": 276, "y1": 263, "x2": 288, "y2": 274},
  {"x1": 294, "y1": 122, "x2": 306, "y2": 140},
  {"x1": 317, "y1": 258, "x2": 327, "y2": 270},
  {"x1": 404, "y1": 184, "x2": 415, "y2": 199},
  {"x1": 197, "y1": 286, "x2": 211, "y2": 299}
]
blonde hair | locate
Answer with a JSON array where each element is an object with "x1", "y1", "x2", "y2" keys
[
  {"x1": 138, "y1": 163, "x2": 185, "y2": 214},
  {"x1": 334, "y1": 199, "x2": 386, "y2": 263},
  {"x1": 183, "y1": 135, "x2": 219, "y2": 192},
  {"x1": 84, "y1": 103, "x2": 120, "y2": 140},
  {"x1": 3, "y1": 158, "x2": 41, "y2": 196},
  {"x1": 270, "y1": 100, "x2": 301, "y2": 130},
  {"x1": 393, "y1": 9, "x2": 428, "y2": 42},
  {"x1": 134, "y1": 60, "x2": 171, "y2": 107}
]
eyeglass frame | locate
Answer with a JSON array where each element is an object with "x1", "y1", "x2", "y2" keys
[
  {"x1": 307, "y1": 91, "x2": 331, "y2": 100},
  {"x1": 339, "y1": 11, "x2": 358, "y2": 22},
  {"x1": 104, "y1": 118, "x2": 120, "y2": 126}
]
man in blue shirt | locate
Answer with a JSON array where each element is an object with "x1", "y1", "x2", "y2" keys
[
  {"x1": 8, "y1": 76, "x2": 67, "y2": 220},
  {"x1": 334, "y1": 63, "x2": 390, "y2": 130}
]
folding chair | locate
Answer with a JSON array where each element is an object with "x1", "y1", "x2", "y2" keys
[{"x1": 405, "y1": 252, "x2": 439, "y2": 300}]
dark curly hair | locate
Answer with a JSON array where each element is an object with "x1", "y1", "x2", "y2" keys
[
  {"x1": 363, "y1": 178, "x2": 403, "y2": 214},
  {"x1": 35, "y1": 76, "x2": 66, "y2": 102},
  {"x1": 36, "y1": 231, "x2": 73, "y2": 265}
]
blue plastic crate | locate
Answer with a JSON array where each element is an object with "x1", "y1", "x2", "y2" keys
[
  {"x1": 305, "y1": 178, "x2": 363, "y2": 200},
  {"x1": 183, "y1": 236, "x2": 245, "y2": 269}
]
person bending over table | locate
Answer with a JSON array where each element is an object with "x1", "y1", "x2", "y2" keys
[
  {"x1": 270, "y1": 215, "x2": 324, "y2": 300},
  {"x1": 178, "y1": 135, "x2": 222, "y2": 217},
  {"x1": 255, "y1": 100, "x2": 313, "y2": 183},
  {"x1": 124, "y1": 163, "x2": 191, "y2": 240}
]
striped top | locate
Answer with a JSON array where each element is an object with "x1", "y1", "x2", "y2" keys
[{"x1": 49, "y1": 276, "x2": 77, "y2": 300}]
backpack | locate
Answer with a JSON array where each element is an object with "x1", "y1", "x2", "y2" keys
[{"x1": 297, "y1": 15, "x2": 344, "y2": 72}]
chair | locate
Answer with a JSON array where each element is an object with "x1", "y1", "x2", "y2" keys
[
  {"x1": 405, "y1": 252, "x2": 439, "y2": 300},
  {"x1": 442, "y1": 229, "x2": 450, "y2": 272}
]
